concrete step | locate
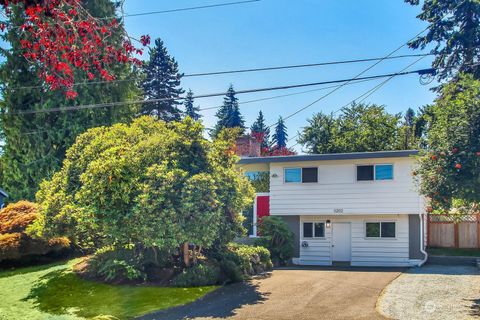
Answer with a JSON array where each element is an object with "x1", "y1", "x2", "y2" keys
[{"x1": 427, "y1": 255, "x2": 479, "y2": 266}]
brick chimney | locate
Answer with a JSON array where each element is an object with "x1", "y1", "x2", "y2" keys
[{"x1": 235, "y1": 135, "x2": 261, "y2": 157}]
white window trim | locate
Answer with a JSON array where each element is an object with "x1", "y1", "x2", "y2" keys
[
  {"x1": 301, "y1": 221, "x2": 326, "y2": 239},
  {"x1": 364, "y1": 220, "x2": 397, "y2": 239},
  {"x1": 284, "y1": 167, "x2": 319, "y2": 184},
  {"x1": 356, "y1": 163, "x2": 394, "y2": 182}
]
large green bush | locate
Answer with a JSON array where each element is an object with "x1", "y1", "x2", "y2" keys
[
  {"x1": 32, "y1": 117, "x2": 254, "y2": 280},
  {"x1": 256, "y1": 216, "x2": 294, "y2": 265},
  {"x1": 172, "y1": 264, "x2": 220, "y2": 287}
]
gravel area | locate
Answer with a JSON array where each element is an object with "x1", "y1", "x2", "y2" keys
[{"x1": 378, "y1": 265, "x2": 480, "y2": 320}]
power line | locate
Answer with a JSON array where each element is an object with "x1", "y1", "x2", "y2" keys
[
  {"x1": 8, "y1": 53, "x2": 433, "y2": 92},
  {"x1": 266, "y1": 26, "x2": 431, "y2": 129},
  {"x1": 198, "y1": 77, "x2": 380, "y2": 111},
  {"x1": 288, "y1": 55, "x2": 429, "y2": 149},
  {"x1": 6, "y1": 68, "x2": 434, "y2": 116},
  {"x1": 120, "y1": 0, "x2": 261, "y2": 19},
  {"x1": 186, "y1": 53, "x2": 433, "y2": 77}
]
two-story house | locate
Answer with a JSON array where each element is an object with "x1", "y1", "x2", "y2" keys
[{"x1": 238, "y1": 150, "x2": 428, "y2": 267}]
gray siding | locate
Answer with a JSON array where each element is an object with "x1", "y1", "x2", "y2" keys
[
  {"x1": 408, "y1": 214, "x2": 423, "y2": 259},
  {"x1": 277, "y1": 215, "x2": 300, "y2": 258}
]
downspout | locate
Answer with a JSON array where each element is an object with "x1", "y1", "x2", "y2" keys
[{"x1": 418, "y1": 212, "x2": 428, "y2": 266}]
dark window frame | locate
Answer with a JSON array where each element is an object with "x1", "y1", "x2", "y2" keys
[
  {"x1": 356, "y1": 164, "x2": 394, "y2": 181},
  {"x1": 302, "y1": 221, "x2": 326, "y2": 238},
  {"x1": 284, "y1": 167, "x2": 318, "y2": 183},
  {"x1": 365, "y1": 221, "x2": 396, "y2": 239}
]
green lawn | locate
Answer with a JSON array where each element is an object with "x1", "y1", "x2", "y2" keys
[
  {"x1": 0, "y1": 258, "x2": 217, "y2": 320},
  {"x1": 428, "y1": 247, "x2": 480, "y2": 257}
]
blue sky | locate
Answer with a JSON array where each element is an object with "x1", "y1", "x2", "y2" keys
[{"x1": 123, "y1": 0, "x2": 436, "y2": 152}]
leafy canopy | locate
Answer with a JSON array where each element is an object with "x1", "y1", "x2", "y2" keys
[
  {"x1": 416, "y1": 74, "x2": 480, "y2": 212},
  {"x1": 34, "y1": 117, "x2": 255, "y2": 254}
]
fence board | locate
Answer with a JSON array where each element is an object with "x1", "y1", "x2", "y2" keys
[{"x1": 428, "y1": 214, "x2": 479, "y2": 249}]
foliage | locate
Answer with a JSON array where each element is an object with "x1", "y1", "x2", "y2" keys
[
  {"x1": 172, "y1": 264, "x2": 221, "y2": 287},
  {"x1": 34, "y1": 117, "x2": 254, "y2": 274},
  {"x1": 0, "y1": 0, "x2": 141, "y2": 202},
  {"x1": 256, "y1": 216, "x2": 294, "y2": 265},
  {"x1": 406, "y1": 0, "x2": 480, "y2": 83},
  {"x1": 251, "y1": 111, "x2": 270, "y2": 148},
  {"x1": 184, "y1": 89, "x2": 202, "y2": 121},
  {"x1": 416, "y1": 75, "x2": 480, "y2": 211},
  {"x1": 0, "y1": 201, "x2": 70, "y2": 261},
  {"x1": 249, "y1": 171, "x2": 270, "y2": 193},
  {"x1": 0, "y1": 258, "x2": 216, "y2": 320},
  {"x1": 0, "y1": 0, "x2": 148, "y2": 97},
  {"x1": 230, "y1": 243, "x2": 272, "y2": 276},
  {"x1": 210, "y1": 243, "x2": 272, "y2": 282},
  {"x1": 272, "y1": 116, "x2": 288, "y2": 148},
  {"x1": 299, "y1": 103, "x2": 405, "y2": 153},
  {"x1": 211, "y1": 85, "x2": 245, "y2": 137},
  {"x1": 141, "y1": 38, "x2": 184, "y2": 121}
]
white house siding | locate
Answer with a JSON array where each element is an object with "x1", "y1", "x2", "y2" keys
[
  {"x1": 297, "y1": 215, "x2": 411, "y2": 267},
  {"x1": 269, "y1": 157, "x2": 423, "y2": 216}
]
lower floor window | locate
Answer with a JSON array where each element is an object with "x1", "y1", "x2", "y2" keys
[
  {"x1": 303, "y1": 222, "x2": 325, "y2": 238},
  {"x1": 365, "y1": 222, "x2": 395, "y2": 238}
]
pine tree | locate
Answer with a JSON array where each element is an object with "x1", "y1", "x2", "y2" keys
[
  {"x1": 0, "y1": 0, "x2": 140, "y2": 201},
  {"x1": 183, "y1": 89, "x2": 201, "y2": 121},
  {"x1": 142, "y1": 38, "x2": 184, "y2": 121},
  {"x1": 212, "y1": 85, "x2": 245, "y2": 137},
  {"x1": 272, "y1": 116, "x2": 288, "y2": 148},
  {"x1": 250, "y1": 111, "x2": 270, "y2": 148}
]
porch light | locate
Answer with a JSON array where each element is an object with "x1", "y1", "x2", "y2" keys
[{"x1": 326, "y1": 220, "x2": 331, "y2": 228}]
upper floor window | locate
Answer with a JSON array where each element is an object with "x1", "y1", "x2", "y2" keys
[
  {"x1": 285, "y1": 167, "x2": 318, "y2": 183},
  {"x1": 357, "y1": 164, "x2": 393, "y2": 181}
]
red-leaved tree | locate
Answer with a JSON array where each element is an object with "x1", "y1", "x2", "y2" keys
[{"x1": 0, "y1": 0, "x2": 149, "y2": 98}]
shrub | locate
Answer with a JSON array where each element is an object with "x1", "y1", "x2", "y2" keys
[
  {"x1": 172, "y1": 264, "x2": 220, "y2": 287},
  {"x1": 0, "y1": 201, "x2": 70, "y2": 262},
  {"x1": 227, "y1": 243, "x2": 272, "y2": 276},
  {"x1": 256, "y1": 216, "x2": 294, "y2": 265},
  {"x1": 86, "y1": 246, "x2": 146, "y2": 283}
]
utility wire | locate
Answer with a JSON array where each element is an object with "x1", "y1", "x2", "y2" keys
[
  {"x1": 6, "y1": 68, "x2": 434, "y2": 116},
  {"x1": 266, "y1": 26, "x2": 431, "y2": 129},
  {"x1": 7, "y1": 53, "x2": 433, "y2": 92},
  {"x1": 288, "y1": 55, "x2": 429, "y2": 149}
]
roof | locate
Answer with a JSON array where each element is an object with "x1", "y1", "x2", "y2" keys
[{"x1": 238, "y1": 150, "x2": 419, "y2": 164}]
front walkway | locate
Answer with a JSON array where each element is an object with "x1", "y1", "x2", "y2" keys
[
  {"x1": 140, "y1": 267, "x2": 403, "y2": 320},
  {"x1": 378, "y1": 264, "x2": 480, "y2": 320}
]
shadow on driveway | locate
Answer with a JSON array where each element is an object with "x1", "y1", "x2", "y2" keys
[{"x1": 139, "y1": 280, "x2": 269, "y2": 320}]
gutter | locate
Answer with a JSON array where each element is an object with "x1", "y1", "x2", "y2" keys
[{"x1": 418, "y1": 212, "x2": 428, "y2": 266}]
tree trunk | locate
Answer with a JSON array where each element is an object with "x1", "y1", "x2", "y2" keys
[{"x1": 183, "y1": 243, "x2": 190, "y2": 267}]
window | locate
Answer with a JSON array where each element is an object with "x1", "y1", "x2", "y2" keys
[
  {"x1": 357, "y1": 164, "x2": 393, "y2": 181},
  {"x1": 303, "y1": 222, "x2": 325, "y2": 238},
  {"x1": 365, "y1": 222, "x2": 396, "y2": 238},
  {"x1": 375, "y1": 165, "x2": 393, "y2": 180},
  {"x1": 285, "y1": 167, "x2": 318, "y2": 183},
  {"x1": 357, "y1": 165, "x2": 374, "y2": 181},
  {"x1": 285, "y1": 168, "x2": 302, "y2": 183}
]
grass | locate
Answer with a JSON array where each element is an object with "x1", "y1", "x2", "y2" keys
[
  {"x1": 0, "y1": 258, "x2": 217, "y2": 320},
  {"x1": 428, "y1": 247, "x2": 480, "y2": 257}
]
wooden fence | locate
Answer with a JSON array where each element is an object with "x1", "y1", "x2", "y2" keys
[{"x1": 428, "y1": 214, "x2": 480, "y2": 248}]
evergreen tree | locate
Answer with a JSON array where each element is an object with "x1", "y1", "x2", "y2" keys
[
  {"x1": 406, "y1": 0, "x2": 480, "y2": 82},
  {"x1": 183, "y1": 89, "x2": 201, "y2": 121},
  {"x1": 0, "y1": 0, "x2": 140, "y2": 201},
  {"x1": 400, "y1": 108, "x2": 417, "y2": 150},
  {"x1": 250, "y1": 111, "x2": 270, "y2": 148},
  {"x1": 272, "y1": 116, "x2": 288, "y2": 149},
  {"x1": 212, "y1": 85, "x2": 245, "y2": 137},
  {"x1": 142, "y1": 38, "x2": 184, "y2": 121}
]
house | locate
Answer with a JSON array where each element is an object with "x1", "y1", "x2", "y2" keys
[{"x1": 238, "y1": 150, "x2": 428, "y2": 267}]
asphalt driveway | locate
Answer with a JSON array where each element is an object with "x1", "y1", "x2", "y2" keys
[{"x1": 140, "y1": 266, "x2": 404, "y2": 320}]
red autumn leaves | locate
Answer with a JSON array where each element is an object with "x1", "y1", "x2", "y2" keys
[{"x1": 0, "y1": 0, "x2": 150, "y2": 99}]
